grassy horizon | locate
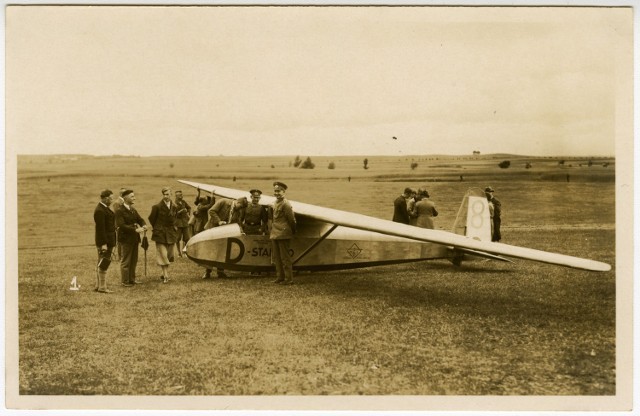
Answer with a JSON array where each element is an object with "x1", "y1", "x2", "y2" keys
[{"x1": 14, "y1": 156, "x2": 616, "y2": 396}]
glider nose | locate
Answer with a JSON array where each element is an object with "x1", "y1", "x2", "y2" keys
[{"x1": 185, "y1": 224, "x2": 244, "y2": 263}]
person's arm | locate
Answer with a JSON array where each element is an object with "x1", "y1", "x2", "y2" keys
[
  {"x1": 208, "y1": 201, "x2": 225, "y2": 226},
  {"x1": 285, "y1": 203, "x2": 296, "y2": 234},
  {"x1": 148, "y1": 205, "x2": 158, "y2": 227}
]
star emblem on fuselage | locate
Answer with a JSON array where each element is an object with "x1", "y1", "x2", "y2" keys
[{"x1": 347, "y1": 243, "x2": 362, "y2": 259}]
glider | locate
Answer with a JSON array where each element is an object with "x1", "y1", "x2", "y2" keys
[{"x1": 178, "y1": 180, "x2": 611, "y2": 274}]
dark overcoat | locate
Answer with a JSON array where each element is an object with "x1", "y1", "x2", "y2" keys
[
  {"x1": 115, "y1": 205, "x2": 146, "y2": 244},
  {"x1": 94, "y1": 202, "x2": 116, "y2": 247},
  {"x1": 148, "y1": 200, "x2": 178, "y2": 244},
  {"x1": 392, "y1": 195, "x2": 410, "y2": 224}
]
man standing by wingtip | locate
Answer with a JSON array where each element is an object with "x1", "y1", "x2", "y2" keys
[
  {"x1": 270, "y1": 181, "x2": 296, "y2": 285},
  {"x1": 485, "y1": 186, "x2": 502, "y2": 242}
]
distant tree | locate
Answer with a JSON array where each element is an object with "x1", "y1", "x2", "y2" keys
[
  {"x1": 603, "y1": 162, "x2": 609, "y2": 168},
  {"x1": 300, "y1": 157, "x2": 315, "y2": 169},
  {"x1": 328, "y1": 162, "x2": 336, "y2": 169},
  {"x1": 271, "y1": 164, "x2": 275, "y2": 169},
  {"x1": 588, "y1": 159, "x2": 594, "y2": 167},
  {"x1": 363, "y1": 158, "x2": 369, "y2": 170},
  {"x1": 498, "y1": 160, "x2": 511, "y2": 169},
  {"x1": 473, "y1": 150, "x2": 481, "y2": 155},
  {"x1": 558, "y1": 160, "x2": 565, "y2": 165},
  {"x1": 410, "y1": 162, "x2": 418, "y2": 170},
  {"x1": 525, "y1": 162, "x2": 532, "y2": 169},
  {"x1": 293, "y1": 156, "x2": 302, "y2": 168}
]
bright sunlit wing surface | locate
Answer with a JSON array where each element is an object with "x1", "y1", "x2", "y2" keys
[{"x1": 178, "y1": 180, "x2": 611, "y2": 273}]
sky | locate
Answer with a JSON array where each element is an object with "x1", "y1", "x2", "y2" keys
[{"x1": 5, "y1": 6, "x2": 632, "y2": 157}]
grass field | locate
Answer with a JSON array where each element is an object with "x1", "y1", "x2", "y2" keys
[{"x1": 14, "y1": 154, "x2": 616, "y2": 397}]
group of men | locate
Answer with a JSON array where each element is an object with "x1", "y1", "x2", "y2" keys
[
  {"x1": 392, "y1": 185, "x2": 502, "y2": 242},
  {"x1": 93, "y1": 181, "x2": 297, "y2": 293}
]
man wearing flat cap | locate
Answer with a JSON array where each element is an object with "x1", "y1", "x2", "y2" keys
[
  {"x1": 93, "y1": 189, "x2": 116, "y2": 293},
  {"x1": 270, "y1": 181, "x2": 296, "y2": 285},
  {"x1": 243, "y1": 189, "x2": 268, "y2": 236},
  {"x1": 485, "y1": 186, "x2": 502, "y2": 242},
  {"x1": 115, "y1": 189, "x2": 148, "y2": 286}
]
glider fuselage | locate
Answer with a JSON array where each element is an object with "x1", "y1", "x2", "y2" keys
[{"x1": 185, "y1": 223, "x2": 451, "y2": 272}]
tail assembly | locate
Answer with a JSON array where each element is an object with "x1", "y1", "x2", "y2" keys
[{"x1": 449, "y1": 188, "x2": 511, "y2": 266}]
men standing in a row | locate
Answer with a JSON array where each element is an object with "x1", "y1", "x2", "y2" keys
[
  {"x1": 243, "y1": 189, "x2": 268, "y2": 235},
  {"x1": 485, "y1": 186, "x2": 502, "y2": 242},
  {"x1": 270, "y1": 181, "x2": 296, "y2": 285},
  {"x1": 392, "y1": 187, "x2": 413, "y2": 224},
  {"x1": 149, "y1": 187, "x2": 178, "y2": 283},
  {"x1": 173, "y1": 189, "x2": 191, "y2": 257},
  {"x1": 94, "y1": 189, "x2": 116, "y2": 293},
  {"x1": 115, "y1": 189, "x2": 147, "y2": 287}
]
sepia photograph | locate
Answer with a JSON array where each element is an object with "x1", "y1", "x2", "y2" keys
[{"x1": 4, "y1": 4, "x2": 634, "y2": 413}]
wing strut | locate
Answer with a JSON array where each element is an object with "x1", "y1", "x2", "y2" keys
[{"x1": 292, "y1": 224, "x2": 339, "y2": 265}]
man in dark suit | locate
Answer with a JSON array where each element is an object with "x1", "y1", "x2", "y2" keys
[
  {"x1": 115, "y1": 189, "x2": 147, "y2": 286},
  {"x1": 149, "y1": 187, "x2": 178, "y2": 283},
  {"x1": 392, "y1": 187, "x2": 412, "y2": 224},
  {"x1": 94, "y1": 189, "x2": 116, "y2": 293}
]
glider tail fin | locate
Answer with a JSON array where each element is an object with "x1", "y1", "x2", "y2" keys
[{"x1": 452, "y1": 188, "x2": 492, "y2": 241}]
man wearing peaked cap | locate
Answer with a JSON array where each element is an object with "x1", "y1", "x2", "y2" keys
[
  {"x1": 484, "y1": 186, "x2": 502, "y2": 242},
  {"x1": 270, "y1": 181, "x2": 296, "y2": 285},
  {"x1": 244, "y1": 189, "x2": 268, "y2": 236},
  {"x1": 273, "y1": 181, "x2": 288, "y2": 191}
]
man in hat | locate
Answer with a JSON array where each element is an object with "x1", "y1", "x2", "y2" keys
[
  {"x1": 270, "y1": 181, "x2": 296, "y2": 285},
  {"x1": 110, "y1": 187, "x2": 128, "y2": 260},
  {"x1": 485, "y1": 186, "x2": 502, "y2": 242},
  {"x1": 148, "y1": 187, "x2": 179, "y2": 283},
  {"x1": 94, "y1": 189, "x2": 116, "y2": 293},
  {"x1": 243, "y1": 189, "x2": 268, "y2": 236},
  {"x1": 115, "y1": 189, "x2": 147, "y2": 286},
  {"x1": 173, "y1": 189, "x2": 192, "y2": 257},
  {"x1": 392, "y1": 187, "x2": 412, "y2": 224}
]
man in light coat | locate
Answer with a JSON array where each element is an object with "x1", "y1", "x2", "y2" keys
[{"x1": 270, "y1": 182, "x2": 297, "y2": 285}]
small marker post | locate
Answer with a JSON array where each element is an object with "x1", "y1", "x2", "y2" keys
[{"x1": 69, "y1": 276, "x2": 80, "y2": 291}]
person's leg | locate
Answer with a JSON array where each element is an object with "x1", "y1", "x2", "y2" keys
[
  {"x1": 279, "y1": 239, "x2": 294, "y2": 284},
  {"x1": 271, "y1": 240, "x2": 284, "y2": 283},
  {"x1": 130, "y1": 243, "x2": 139, "y2": 284},
  {"x1": 120, "y1": 243, "x2": 133, "y2": 286}
]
